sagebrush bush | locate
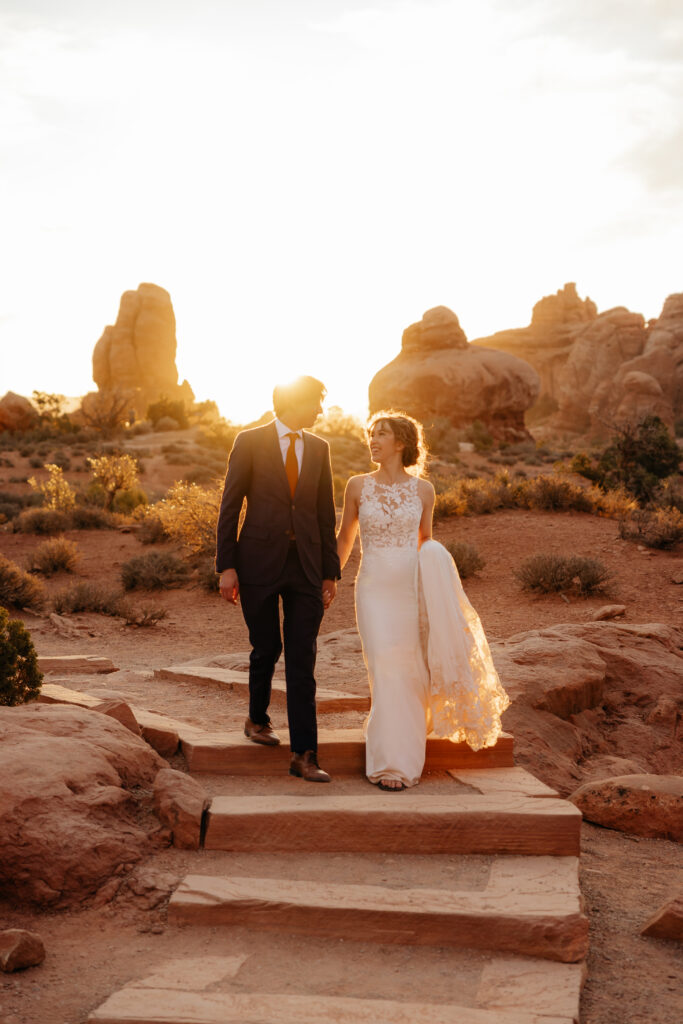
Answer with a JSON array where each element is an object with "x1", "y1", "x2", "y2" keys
[
  {"x1": 445, "y1": 541, "x2": 486, "y2": 578},
  {"x1": 87, "y1": 453, "x2": 140, "y2": 509},
  {"x1": 515, "y1": 554, "x2": 612, "y2": 596},
  {"x1": 0, "y1": 555, "x2": 46, "y2": 611},
  {"x1": 196, "y1": 559, "x2": 220, "y2": 592},
  {"x1": 112, "y1": 487, "x2": 148, "y2": 514},
  {"x1": 619, "y1": 507, "x2": 683, "y2": 549},
  {"x1": 120, "y1": 603, "x2": 168, "y2": 627},
  {"x1": 137, "y1": 515, "x2": 170, "y2": 545},
  {"x1": 0, "y1": 607, "x2": 43, "y2": 706},
  {"x1": 28, "y1": 463, "x2": 76, "y2": 510},
  {"x1": 27, "y1": 537, "x2": 79, "y2": 575},
  {"x1": 120, "y1": 551, "x2": 190, "y2": 590},
  {"x1": 519, "y1": 475, "x2": 595, "y2": 512},
  {"x1": 15, "y1": 507, "x2": 71, "y2": 535},
  {"x1": 69, "y1": 506, "x2": 115, "y2": 530},
  {"x1": 53, "y1": 582, "x2": 126, "y2": 616}
]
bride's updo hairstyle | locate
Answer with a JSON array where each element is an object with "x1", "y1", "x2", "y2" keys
[{"x1": 366, "y1": 410, "x2": 428, "y2": 476}]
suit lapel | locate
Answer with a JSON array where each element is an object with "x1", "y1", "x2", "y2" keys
[{"x1": 296, "y1": 431, "x2": 316, "y2": 497}]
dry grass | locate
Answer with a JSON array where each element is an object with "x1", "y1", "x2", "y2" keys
[
  {"x1": 515, "y1": 553, "x2": 612, "y2": 597},
  {"x1": 120, "y1": 551, "x2": 190, "y2": 591},
  {"x1": 618, "y1": 507, "x2": 683, "y2": 549},
  {"x1": 445, "y1": 541, "x2": 486, "y2": 579},
  {"x1": 26, "y1": 538, "x2": 79, "y2": 576},
  {"x1": 0, "y1": 555, "x2": 46, "y2": 611}
]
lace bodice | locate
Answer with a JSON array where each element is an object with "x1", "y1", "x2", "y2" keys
[{"x1": 358, "y1": 475, "x2": 422, "y2": 551}]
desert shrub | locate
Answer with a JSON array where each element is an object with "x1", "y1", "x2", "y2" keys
[
  {"x1": 51, "y1": 451, "x2": 71, "y2": 470},
  {"x1": 147, "y1": 396, "x2": 188, "y2": 429},
  {"x1": 120, "y1": 551, "x2": 190, "y2": 590},
  {"x1": 183, "y1": 466, "x2": 219, "y2": 486},
  {"x1": 53, "y1": 582, "x2": 126, "y2": 616},
  {"x1": 119, "y1": 602, "x2": 168, "y2": 627},
  {"x1": 0, "y1": 607, "x2": 42, "y2": 706},
  {"x1": 196, "y1": 559, "x2": 220, "y2": 591},
  {"x1": 518, "y1": 475, "x2": 595, "y2": 512},
  {"x1": 445, "y1": 541, "x2": 486, "y2": 578},
  {"x1": 15, "y1": 508, "x2": 71, "y2": 535},
  {"x1": 137, "y1": 515, "x2": 170, "y2": 544},
  {"x1": 28, "y1": 463, "x2": 76, "y2": 511},
  {"x1": 87, "y1": 454, "x2": 140, "y2": 509},
  {"x1": 69, "y1": 506, "x2": 115, "y2": 530},
  {"x1": 197, "y1": 419, "x2": 240, "y2": 452},
  {"x1": 154, "y1": 415, "x2": 180, "y2": 431},
  {"x1": 314, "y1": 406, "x2": 366, "y2": 440},
  {"x1": 618, "y1": 507, "x2": 683, "y2": 549},
  {"x1": 591, "y1": 485, "x2": 638, "y2": 519},
  {"x1": 27, "y1": 538, "x2": 79, "y2": 575},
  {"x1": 464, "y1": 420, "x2": 494, "y2": 452},
  {"x1": 28, "y1": 456, "x2": 43, "y2": 468},
  {"x1": 574, "y1": 416, "x2": 681, "y2": 503},
  {"x1": 149, "y1": 481, "x2": 222, "y2": 556},
  {"x1": 515, "y1": 554, "x2": 612, "y2": 596},
  {"x1": 0, "y1": 555, "x2": 46, "y2": 611},
  {"x1": 433, "y1": 486, "x2": 468, "y2": 519},
  {"x1": 112, "y1": 487, "x2": 148, "y2": 514}
]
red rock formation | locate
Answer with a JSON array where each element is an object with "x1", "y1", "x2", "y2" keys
[
  {"x1": 0, "y1": 392, "x2": 39, "y2": 432},
  {"x1": 90, "y1": 283, "x2": 194, "y2": 419},
  {"x1": 369, "y1": 306, "x2": 540, "y2": 442}
]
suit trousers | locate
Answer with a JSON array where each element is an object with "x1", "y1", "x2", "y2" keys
[{"x1": 239, "y1": 542, "x2": 324, "y2": 754}]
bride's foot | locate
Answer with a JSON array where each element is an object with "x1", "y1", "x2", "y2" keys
[{"x1": 377, "y1": 778, "x2": 405, "y2": 792}]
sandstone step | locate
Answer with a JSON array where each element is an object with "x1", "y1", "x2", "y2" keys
[
  {"x1": 154, "y1": 664, "x2": 370, "y2": 713},
  {"x1": 38, "y1": 655, "x2": 116, "y2": 674},
  {"x1": 183, "y1": 728, "x2": 514, "y2": 774},
  {"x1": 203, "y1": 794, "x2": 580, "y2": 855},
  {"x1": 448, "y1": 767, "x2": 559, "y2": 798},
  {"x1": 169, "y1": 858, "x2": 587, "y2": 962},
  {"x1": 88, "y1": 987, "x2": 574, "y2": 1024}
]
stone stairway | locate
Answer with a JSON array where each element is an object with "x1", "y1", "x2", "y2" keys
[{"x1": 88, "y1": 728, "x2": 589, "y2": 1024}]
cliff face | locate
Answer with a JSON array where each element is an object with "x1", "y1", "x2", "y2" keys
[
  {"x1": 90, "y1": 283, "x2": 194, "y2": 417},
  {"x1": 369, "y1": 306, "x2": 540, "y2": 442},
  {"x1": 472, "y1": 284, "x2": 683, "y2": 435}
]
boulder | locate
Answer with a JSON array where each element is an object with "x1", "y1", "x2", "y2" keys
[
  {"x1": 569, "y1": 774, "x2": 683, "y2": 841},
  {"x1": 0, "y1": 929, "x2": 46, "y2": 972},
  {"x1": 92, "y1": 698, "x2": 141, "y2": 736},
  {"x1": 641, "y1": 896, "x2": 683, "y2": 942},
  {"x1": 369, "y1": 306, "x2": 540, "y2": 442},
  {"x1": 91, "y1": 283, "x2": 194, "y2": 419},
  {"x1": 0, "y1": 704, "x2": 166, "y2": 906},
  {"x1": 153, "y1": 768, "x2": 210, "y2": 850},
  {"x1": 0, "y1": 392, "x2": 39, "y2": 433},
  {"x1": 591, "y1": 604, "x2": 626, "y2": 621}
]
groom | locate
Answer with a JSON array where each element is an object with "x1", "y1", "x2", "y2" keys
[{"x1": 216, "y1": 376, "x2": 341, "y2": 782}]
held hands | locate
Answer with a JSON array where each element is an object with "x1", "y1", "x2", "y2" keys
[
  {"x1": 219, "y1": 569, "x2": 240, "y2": 605},
  {"x1": 322, "y1": 579, "x2": 337, "y2": 610}
]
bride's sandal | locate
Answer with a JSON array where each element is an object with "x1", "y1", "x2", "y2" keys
[{"x1": 377, "y1": 779, "x2": 405, "y2": 792}]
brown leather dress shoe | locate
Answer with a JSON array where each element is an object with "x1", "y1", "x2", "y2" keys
[
  {"x1": 289, "y1": 750, "x2": 331, "y2": 783},
  {"x1": 244, "y1": 717, "x2": 281, "y2": 746}
]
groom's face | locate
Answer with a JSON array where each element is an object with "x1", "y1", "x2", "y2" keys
[{"x1": 289, "y1": 395, "x2": 323, "y2": 429}]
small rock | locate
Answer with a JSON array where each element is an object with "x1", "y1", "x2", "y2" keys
[
  {"x1": 641, "y1": 896, "x2": 683, "y2": 942},
  {"x1": 645, "y1": 696, "x2": 680, "y2": 729},
  {"x1": 591, "y1": 604, "x2": 626, "y2": 622},
  {"x1": 92, "y1": 699, "x2": 140, "y2": 736},
  {"x1": 569, "y1": 774, "x2": 683, "y2": 841},
  {"x1": 153, "y1": 768, "x2": 210, "y2": 850},
  {"x1": 38, "y1": 655, "x2": 116, "y2": 674},
  {"x1": 0, "y1": 930, "x2": 46, "y2": 972},
  {"x1": 671, "y1": 571, "x2": 683, "y2": 585},
  {"x1": 48, "y1": 613, "x2": 84, "y2": 639}
]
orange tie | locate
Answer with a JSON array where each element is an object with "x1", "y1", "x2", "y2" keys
[{"x1": 285, "y1": 432, "x2": 299, "y2": 498}]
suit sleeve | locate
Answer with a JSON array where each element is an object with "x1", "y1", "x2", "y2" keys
[
  {"x1": 215, "y1": 431, "x2": 251, "y2": 573},
  {"x1": 317, "y1": 440, "x2": 342, "y2": 581}
]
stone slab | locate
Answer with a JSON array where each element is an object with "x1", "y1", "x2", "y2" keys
[
  {"x1": 476, "y1": 957, "x2": 586, "y2": 1023},
  {"x1": 38, "y1": 655, "x2": 116, "y2": 674},
  {"x1": 183, "y1": 729, "x2": 514, "y2": 774},
  {"x1": 168, "y1": 869, "x2": 588, "y2": 962},
  {"x1": 154, "y1": 664, "x2": 370, "y2": 713},
  {"x1": 129, "y1": 956, "x2": 248, "y2": 990},
  {"x1": 641, "y1": 895, "x2": 683, "y2": 942},
  {"x1": 204, "y1": 794, "x2": 581, "y2": 856},
  {"x1": 88, "y1": 988, "x2": 574, "y2": 1024},
  {"x1": 448, "y1": 767, "x2": 559, "y2": 799}
]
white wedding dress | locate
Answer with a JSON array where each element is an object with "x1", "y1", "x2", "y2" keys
[{"x1": 356, "y1": 474, "x2": 509, "y2": 788}]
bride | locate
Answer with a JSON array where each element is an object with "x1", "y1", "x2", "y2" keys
[{"x1": 336, "y1": 411, "x2": 509, "y2": 792}]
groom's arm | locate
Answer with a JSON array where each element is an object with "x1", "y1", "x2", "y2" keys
[
  {"x1": 216, "y1": 430, "x2": 251, "y2": 576},
  {"x1": 317, "y1": 441, "x2": 341, "y2": 583}
]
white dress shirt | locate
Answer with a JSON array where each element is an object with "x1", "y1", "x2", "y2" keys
[{"x1": 274, "y1": 418, "x2": 303, "y2": 473}]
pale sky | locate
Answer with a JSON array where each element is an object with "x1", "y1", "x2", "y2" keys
[{"x1": 1, "y1": 0, "x2": 682, "y2": 422}]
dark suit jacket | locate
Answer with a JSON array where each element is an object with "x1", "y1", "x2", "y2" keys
[{"x1": 215, "y1": 421, "x2": 341, "y2": 588}]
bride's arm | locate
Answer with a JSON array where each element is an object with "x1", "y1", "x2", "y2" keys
[
  {"x1": 336, "y1": 476, "x2": 362, "y2": 569},
  {"x1": 417, "y1": 479, "x2": 435, "y2": 547}
]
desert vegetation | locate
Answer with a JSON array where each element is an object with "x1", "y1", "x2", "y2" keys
[{"x1": 0, "y1": 606, "x2": 42, "y2": 706}]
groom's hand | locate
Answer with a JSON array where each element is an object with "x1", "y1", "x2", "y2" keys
[
  {"x1": 219, "y1": 569, "x2": 240, "y2": 604},
  {"x1": 322, "y1": 579, "x2": 336, "y2": 610}
]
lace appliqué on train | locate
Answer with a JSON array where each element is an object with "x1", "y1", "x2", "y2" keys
[
  {"x1": 358, "y1": 475, "x2": 422, "y2": 551},
  {"x1": 418, "y1": 539, "x2": 510, "y2": 751}
]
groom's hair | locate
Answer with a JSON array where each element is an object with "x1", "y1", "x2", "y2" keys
[{"x1": 273, "y1": 376, "x2": 326, "y2": 418}]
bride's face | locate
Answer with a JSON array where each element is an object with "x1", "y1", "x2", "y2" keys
[{"x1": 368, "y1": 420, "x2": 403, "y2": 464}]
